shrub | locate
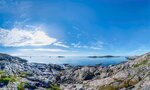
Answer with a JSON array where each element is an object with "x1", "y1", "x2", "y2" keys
[{"x1": 17, "y1": 82, "x2": 24, "y2": 90}]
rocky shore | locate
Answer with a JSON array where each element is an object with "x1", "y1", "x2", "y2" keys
[{"x1": 0, "y1": 53, "x2": 150, "y2": 90}]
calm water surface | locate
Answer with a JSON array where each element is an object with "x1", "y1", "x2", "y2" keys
[{"x1": 20, "y1": 56, "x2": 127, "y2": 66}]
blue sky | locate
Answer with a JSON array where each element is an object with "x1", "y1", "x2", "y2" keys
[{"x1": 0, "y1": 0, "x2": 150, "y2": 56}]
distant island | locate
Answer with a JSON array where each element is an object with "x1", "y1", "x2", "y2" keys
[
  {"x1": 57, "y1": 56, "x2": 65, "y2": 58},
  {"x1": 88, "y1": 55, "x2": 120, "y2": 58}
]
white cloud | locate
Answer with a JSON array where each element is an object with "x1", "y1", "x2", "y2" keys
[
  {"x1": 71, "y1": 43, "x2": 88, "y2": 48},
  {"x1": 71, "y1": 41, "x2": 103, "y2": 50},
  {"x1": 0, "y1": 26, "x2": 57, "y2": 47},
  {"x1": 19, "y1": 48, "x2": 67, "y2": 52},
  {"x1": 90, "y1": 47, "x2": 102, "y2": 50},
  {"x1": 90, "y1": 41, "x2": 103, "y2": 50},
  {"x1": 53, "y1": 42, "x2": 69, "y2": 48}
]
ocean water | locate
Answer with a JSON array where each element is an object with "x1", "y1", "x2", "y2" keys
[{"x1": 20, "y1": 56, "x2": 127, "y2": 66}]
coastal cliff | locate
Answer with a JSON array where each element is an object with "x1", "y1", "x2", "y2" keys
[{"x1": 0, "y1": 53, "x2": 150, "y2": 90}]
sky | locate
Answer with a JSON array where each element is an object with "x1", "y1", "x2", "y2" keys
[{"x1": 0, "y1": 0, "x2": 150, "y2": 56}]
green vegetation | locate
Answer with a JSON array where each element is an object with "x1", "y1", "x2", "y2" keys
[
  {"x1": 24, "y1": 82, "x2": 36, "y2": 89},
  {"x1": 0, "y1": 70, "x2": 5, "y2": 75},
  {"x1": 99, "y1": 78, "x2": 139, "y2": 90},
  {"x1": 19, "y1": 72, "x2": 32, "y2": 77},
  {"x1": 0, "y1": 71, "x2": 17, "y2": 86},
  {"x1": 2, "y1": 76, "x2": 16, "y2": 82},
  {"x1": 20, "y1": 72, "x2": 28, "y2": 77},
  {"x1": 17, "y1": 82, "x2": 24, "y2": 90},
  {"x1": 18, "y1": 82, "x2": 37, "y2": 90},
  {"x1": 0, "y1": 70, "x2": 59, "y2": 90},
  {"x1": 0, "y1": 77, "x2": 10, "y2": 85},
  {"x1": 0, "y1": 76, "x2": 15, "y2": 86},
  {"x1": 47, "y1": 84, "x2": 61, "y2": 90},
  {"x1": 133, "y1": 60, "x2": 148, "y2": 68}
]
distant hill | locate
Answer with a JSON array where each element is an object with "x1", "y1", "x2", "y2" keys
[{"x1": 88, "y1": 55, "x2": 119, "y2": 58}]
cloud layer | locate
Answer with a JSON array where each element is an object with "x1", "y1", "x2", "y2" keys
[
  {"x1": 19, "y1": 48, "x2": 66, "y2": 52},
  {"x1": 53, "y1": 42, "x2": 69, "y2": 48},
  {"x1": 71, "y1": 41, "x2": 103, "y2": 50},
  {"x1": 0, "y1": 27, "x2": 57, "y2": 47}
]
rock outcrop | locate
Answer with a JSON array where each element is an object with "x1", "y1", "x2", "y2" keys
[{"x1": 0, "y1": 52, "x2": 150, "y2": 90}]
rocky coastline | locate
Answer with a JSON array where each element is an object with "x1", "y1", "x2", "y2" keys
[{"x1": 0, "y1": 53, "x2": 150, "y2": 90}]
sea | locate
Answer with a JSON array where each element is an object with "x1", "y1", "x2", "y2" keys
[{"x1": 20, "y1": 56, "x2": 128, "y2": 66}]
